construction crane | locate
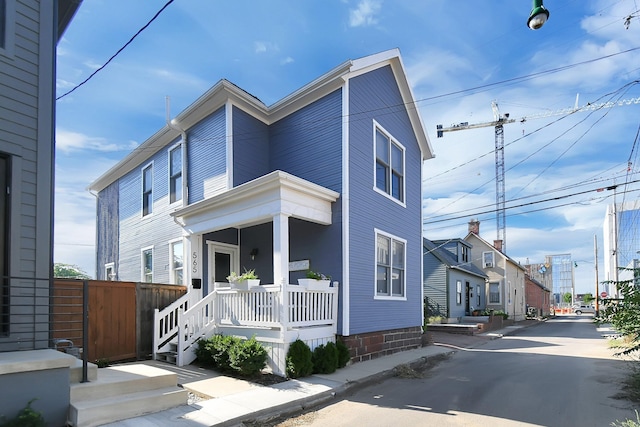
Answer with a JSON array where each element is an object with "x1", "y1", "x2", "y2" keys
[{"x1": 436, "y1": 95, "x2": 640, "y2": 253}]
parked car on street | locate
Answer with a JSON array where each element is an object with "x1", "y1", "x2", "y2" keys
[{"x1": 572, "y1": 305, "x2": 595, "y2": 315}]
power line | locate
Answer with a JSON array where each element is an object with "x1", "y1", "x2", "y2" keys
[{"x1": 56, "y1": 0, "x2": 176, "y2": 101}]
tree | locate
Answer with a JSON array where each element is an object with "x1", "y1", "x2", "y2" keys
[
  {"x1": 595, "y1": 267, "x2": 640, "y2": 355},
  {"x1": 53, "y1": 263, "x2": 91, "y2": 279},
  {"x1": 562, "y1": 292, "x2": 572, "y2": 304},
  {"x1": 583, "y1": 293, "x2": 594, "y2": 304}
]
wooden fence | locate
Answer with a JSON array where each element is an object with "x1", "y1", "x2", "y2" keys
[{"x1": 51, "y1": 280, "x2": 186, "y2": 362}]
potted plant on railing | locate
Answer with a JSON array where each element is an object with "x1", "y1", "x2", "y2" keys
[
  {"x1": 227, "y1": 268, "x2": 260, "y2": 290},
  {"x1": 298, "y1": 270, "x2": 331, "y2": 291}
]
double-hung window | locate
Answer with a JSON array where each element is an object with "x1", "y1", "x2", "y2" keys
[
  {"x1": 170, "y1": 240, "x2": 184, "y2": 284},
  {"x1": 0, "y1": 0, "x2": 14, "y2": 56},
  {"x1": 374, "y1": 123, "x2": 405, "y2": 203},
  {"x1": 0, "y1": 0, "x2": 6, "y2": 49},
  {"x1": 489, "y1": 282, "x2": 501, "y2": 304},
  {"x1": 456, "y1": 280, "x2": 462, "y2": 305},
  {"x1": 169, "y1": 145, "x2": 182, "y2": 204},
  {"x1": 375, "y1": 230, "x2": 406, "y2": 298},
  {"x1": 142, "y1": 163, "x2": 153, "y2": 216},
  {"x1": 142, "y1": 247, "x2": 153, "y2": 282}
]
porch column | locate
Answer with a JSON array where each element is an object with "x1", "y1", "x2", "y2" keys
[
  {"x1": 273, "y1": 213, "x2": 290, "y2": 285},
  {"x1": 187, "y1": 234, "x2": 203, "y2": 299}
]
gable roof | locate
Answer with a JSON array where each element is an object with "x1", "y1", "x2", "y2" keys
[
  {"x1": 525, "y1": 274, "x2": 550, "y2": 292},
  {"x1": 464, "y1": 231, "x2": 526, "y2": 272},
  {"x1": 423, "y1": 238, "x2": 487, "y2": 280},
  {"x1": 58, "y1": 0, "x2": 82, "y2": 41},
  {"x1": 88, "y1": 49, "x2": 434, "y2": 193}
]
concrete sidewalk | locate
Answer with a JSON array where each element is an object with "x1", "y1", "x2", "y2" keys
[{"x1": 101, "y1": 320, "x2": 541, "y2": 427}]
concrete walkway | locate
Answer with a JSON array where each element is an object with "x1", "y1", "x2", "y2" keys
[{"x1": 101, "y1": 320, "x2": 543, "y2": 427}]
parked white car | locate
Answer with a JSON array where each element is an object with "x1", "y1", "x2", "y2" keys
[{"x1": 572, "y1": 305, "x2": 595, "y2": 315}]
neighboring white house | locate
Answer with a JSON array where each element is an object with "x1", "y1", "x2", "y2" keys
[{"x1": 465, "y1": 220, "x2": 526, "y2": 321}]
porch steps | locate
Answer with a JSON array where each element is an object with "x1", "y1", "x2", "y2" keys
[
  {"x1": 155, "y1": 341, "x2": 178, "y2": 364},
  {"x1": 68, "y1": 363, "x2": 188, "y2": 427}
]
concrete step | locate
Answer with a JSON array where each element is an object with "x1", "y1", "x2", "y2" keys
[
  {"x1": 69, "y1": 358, "x2": 98, "y2": 383},
  {"x1": 70, "y1": 364, "x2": 179, "y2": 402},
  {"x1": 68, "y1": 363, "x2": 188, "y2": 426},
  {"x1": 68, "y1": 386, "x2": 188, "y2": 427}
]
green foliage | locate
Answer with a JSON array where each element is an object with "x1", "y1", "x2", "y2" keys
[
  {"x1": 196, "y1": 334, "x2": 241, "y2": 372},
  {"x1": 0, "y1": 399, "x2": 45, "y2": 427},
  {"x1": 596, "y1": 268, "x2": 640, "y2": 355},
  {"x1": 285, "y1": 339, "x2": 314, "y2": 378},
  {"x1": 583, "y1": 293, "x2": 594, "y2": 304},
  {"x1": 492, "y1": 310, "x2": 509, "y2": 319},
  {"x1": 336, "y1": 340, "x2": 350, "y2": 368},
  {"x1": 611, "y1": 410, "x2": 640, "y2": 427},
  {"x1": 226, "y1": 268, "x2": 258, "y2": 282},
  {"x1": 306, "y1": 270, "x2": 331, "y2": 280},
  {"x1": 562, "y1": 292, "x2": 572, "y2": 304},
  {"x1": 228, "y1": 336, "x2": 268, "y2": 377},
  {"x1": 94, "y1": 358, "x2": 110, "y2": 368},
  {"x1": 53, "y1": 263, "x2": 91, "y2": 279},
  {"x1": 312, "y1": 342, "x2": 338, "y2": 374}
]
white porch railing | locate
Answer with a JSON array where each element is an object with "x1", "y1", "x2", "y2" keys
[{"x1": 153, "y1": 283, "x2": 339, "y2": 375}]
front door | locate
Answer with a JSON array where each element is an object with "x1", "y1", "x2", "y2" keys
[
  {"x1": 466, "y1": 282, "x2": 472, "y2": 314},
  {"x1": 207, "y1": 242, "x2": 239, "y2": 288}
]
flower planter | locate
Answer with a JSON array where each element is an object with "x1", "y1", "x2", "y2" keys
[
  {"x1": 297, "y1": 278, "x2": 331, "y2": 290},
  {"x1": 231, "y1": 279, "x2": 260, "y2": 290}
]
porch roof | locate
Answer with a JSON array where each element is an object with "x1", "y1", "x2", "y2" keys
[{"x1": 171, "y1": 170, "x2": 340, "y2": 234}]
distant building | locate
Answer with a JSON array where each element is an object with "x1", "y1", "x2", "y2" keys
[
  {"x1": 603, "y1": 200, "x2": 640, "y2": 297},
  {"x1": 524, "y1": 254, "x2": 574, "y2": 305}
]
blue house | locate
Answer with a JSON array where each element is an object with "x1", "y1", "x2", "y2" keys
[
  {"x1": 89, "y1": 49, "x2": 434, "y2": 369},
  {"x1": 423, "y1": 238, "x2": 488, "y2": 322}
]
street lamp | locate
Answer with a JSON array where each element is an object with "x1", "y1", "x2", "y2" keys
[{"x1": 527, "y1": 0, "x2": 550, "y2": 30}]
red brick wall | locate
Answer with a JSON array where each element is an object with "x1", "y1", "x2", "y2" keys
[{"x1": 339, "y1": 326, "x2": 422, "y2": 363}]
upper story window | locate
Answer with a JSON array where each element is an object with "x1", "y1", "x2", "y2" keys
[
  {"x1": 461, "y1": 245, "x2": 469, "y2": 263},
  {"x1": 142, "y1": 163, "x2": 153, "y2": 216},
  {"x1": 0, "y1": 0, "x2": 14, "y2": 56},
  {"x1": 375, "y1": 229, "x2": 406, "y2": 298},
  {"x1": 0, "y1": 0, "x2": 6, "y2": 49},
  {"x1": 105, "y1": 262, "x2": 115, "y2": 281},
  {"x1": 169, "y1": 145, "x2": 182, "y2": 204},
  {"x1": 142, "y1": 247, "x2": 153, "y2": 282},
  {"x1": 489, "y1": 282, "x2": 501, "y2": 304},
  {"x1": 374, "y1": 123, "x2": 405, "y2": 204},
  {"x1": 483, "y1": 251, "x2": 495, "y2": 268}
]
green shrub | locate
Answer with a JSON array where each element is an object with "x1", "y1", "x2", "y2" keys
[
  {"x1": 196, "y1": 334, "x2": 242, "y2": 372},
  {"x1": 0, "y1": 399, "x2": 45, "y2": 427},
  {"x1": 228, "y1": 336, "x2": 268, "y2": 377},
  {"x1": 285, "y1": 339, "x2": 314, "y2": 378},
  {"x1": 336, "y1": 340, "x2": 350, "y2": 368},
  {"x1": 312, "y1": 342, "x2": 338, "y2": 374}
]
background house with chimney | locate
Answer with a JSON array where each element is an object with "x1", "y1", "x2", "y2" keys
[{"x1": 465, "y1": 220, "x2": 526, "y2": 321}]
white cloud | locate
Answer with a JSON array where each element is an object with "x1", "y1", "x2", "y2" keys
[
  {"x1": 254, "y1": 41, "x2": 279, "y2": 54},
  {"x1": 349, "y1": 0, "x2": 382, "y2": 27},
  {"x1": 56, "y1": 129, "x2": 138, "y2": 153},
  {"x1": 281, "y1": 56, "x2": 294, "y2": 65}
]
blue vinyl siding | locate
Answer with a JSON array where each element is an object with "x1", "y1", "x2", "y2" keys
[
  {"x1": 270, "y1": 89, "x2": 342, "y2": 192},
  {"x1": 188, "y1": 106, "x2": 227, "y2": 203},
  {"x1": 117, "y1": 136, "x2": 184, "y2": 283},
  {"x1": 270, "y1": 89, "x2": 344, "y2": 293},
  {"x1": 347, "y1": 65, "x2": 424, "y2": 335},
  {"x1": 96, "y1": 181, "x2": 119, "y2": 279},
  {"x1": 232, "y1": 106, "x2": 269, "y2": 186},
  {"x1": 423, "y1": 252, "x2": 448, "y2": 317}
]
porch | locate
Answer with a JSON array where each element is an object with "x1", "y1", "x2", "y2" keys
[{"x1": 154, "y1": 282, "x2": 340, "y2": 376}]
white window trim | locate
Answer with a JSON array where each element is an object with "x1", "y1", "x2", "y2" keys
[
  {"x1": 141, "y1": 161, "x2": 154, "y2": 218},
  {"x1": 207, "y1": 240, "x2": 240, "y2": 286},
  {"x1": 141, "y1": 245, "x2": 154, "y2": 283},
  {"x1": 169, "y1": 238, "x2": 185, "y2": 285},
  {"x1": 483, "y1": 251, "x2": 495, "y2": 268},
  {"x1": 476, "y1": 284, "x2": 481, "y2": 306},
  {"x1": 372, "y1": 120, "x2": 406, "y2": 208},
  {"x1": 374, "y1": 228, "x2": 407, "y2": 300},
  {"x1": 104, "y1": 262, "x2": 115, "y2": 281},
  {"x1": 0, "y1": 0, "x2": 16, "y2": 57},
  {"x1": 167, "y1": 143, "x2": 183, "y2": 206},
  {"x1": 456, "y1": 280, "x2": 462, "y2": 305},
  {"x1": 489, "y1": 281, "x2": 501, "y2": 305}
]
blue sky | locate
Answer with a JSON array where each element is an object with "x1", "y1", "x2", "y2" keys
[{"x1": 55, "y1": 0, "x2": 640, "y2": 294}]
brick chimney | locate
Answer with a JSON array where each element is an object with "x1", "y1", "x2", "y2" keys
[
  {"x1": 468, "y1": 219, "x2": 480, "y2": 235},
  {"x1": 494, "y1": 240, "x2": 503, "y2": 253}
]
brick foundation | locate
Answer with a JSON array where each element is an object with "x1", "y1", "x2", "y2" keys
[{"x1": 339, "y1": 326, "x2": 423, "y2": 363}]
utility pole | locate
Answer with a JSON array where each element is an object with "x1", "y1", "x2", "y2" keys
[{"x1": 594, "y1": 234, "x2": 599, "y2": 315}]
